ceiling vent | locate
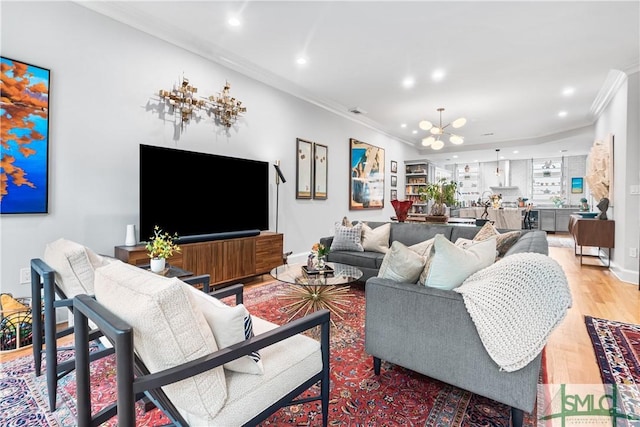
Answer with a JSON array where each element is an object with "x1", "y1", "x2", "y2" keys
[{"x1": 348, "y1": 107, "x2": 367, "y2": 115}]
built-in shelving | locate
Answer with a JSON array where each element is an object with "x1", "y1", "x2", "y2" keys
[
  {"x1": 457, "y1": 164, "x2": 481, "y2": 204},
  {"x1": 404, "y1": 161, "x2": 428, "y2": 214},
  {"x1": 531, "y1": 158, "x2": 564, "y2": 205}
]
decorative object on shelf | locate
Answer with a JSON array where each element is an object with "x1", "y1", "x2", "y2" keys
[
  {"x1": 579, "y1": 198, "x2": 589, "y2": 212},
  {"x1": 350, "y1": 138, "x2": 385, "y2": 210},
  {"x1": 418, "y1": 178, "x2": 458, "y2": 216},
  {"x1": 517, "y1": 197, "x2": 528, "y2": 208},
  {"x1": 311, "y1": 242, "x2": 329, "y2": 269},
  {"x1": 464, "y1": 164, "x2": 470, "y2": 173},
  {"x1": 391, "y1": 199, "x2": 413, "y2": 222},
  {"x1": 550, "y1": 195, "x2": 565, "y2": 208},
  {"x1": 419, "y1": 107, "x2": 466, "y2": 150},
  {"x1": 124, "y1": 224, "x2": 136, "y2": 246},
  {"x1": 0, "y1": 57, "x2": 50, "y2": 215},
  {"x1": 205, "y1": 81, "x2": 246, "y2": 128},
  {"x1": 390, "y1": 160, "x2": 398, "y2": 173},
  {"x1": 158, "y1": 75, "x2": 206, "y2": 128},
  {"x1": 490, "y1": 193, "x2": 502, "y2": 209},
  {"x1": 596, "y1": 197, "x2": 609, "y2": 220},
  {"x1": 145, "y1": 226, "x2": 181, "y2": 273}
]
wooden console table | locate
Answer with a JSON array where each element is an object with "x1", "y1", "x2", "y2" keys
[
  {"x1": 568, "y1": 215, "x2": 615, "y2": 267},
  {"x1": 115, "y1": 231, "x2": 283, "y2": 287}
]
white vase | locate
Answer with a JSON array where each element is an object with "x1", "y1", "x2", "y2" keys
[
  {"x1": 150, "y1": 257, "x2": 166, "y2": 273},
  {"x1": 125, "y1": 224, "x2": 136, "y2": 246}
]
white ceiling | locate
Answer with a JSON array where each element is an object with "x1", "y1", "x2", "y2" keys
[{"x1": 79, "y1": 1, "x2": 639, "y2": 165}]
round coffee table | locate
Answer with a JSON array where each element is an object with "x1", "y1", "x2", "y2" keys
[{"x1": 270, "y1": 262, "x2": 363, "y2": 324}]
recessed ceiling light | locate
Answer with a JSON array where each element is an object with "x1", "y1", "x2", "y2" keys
[
  {"x1": 402, "y1": 77, "x2": 415, "y2": 88},
  {"x1": 228, "y1": 17, "x2": 241, "y2": 27},
  {"x1": 431, "y1": 69, "x2": 445, "y2": 82},
  {"x1": 453, "y1": 155, "x2": 459, "y2": 159},
  {"x1": 412, "y1": 130, "x2": 418, "y2": 134},
  {"x1": 400, "y1": 123, "x2": 407, "y2": 128},
  {"x1": 562, "y1": 87, "x2": 575, "y2": 96},
  {"x1": 500, "y1": 156, "x2": 505, "y2": 159},
  {"x1": 296, "y1": 56, "x2": 308, "y2": 65},
  {"x1": 474, "y1": 159, "x2": 479, "y2": 163},
  {"x1": 560, "y1": 149, "x2": 568, "y2": 153},
  {"x1": 558, "y1": 111, "x2": 568, "y2": 118},
  {"x1": 513, "y1": 150, "x2": 519, "y2": 154}
]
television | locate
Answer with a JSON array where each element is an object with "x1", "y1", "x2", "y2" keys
[{"x1": 139, "y1": 144, "x2": 269, "y2": 243}]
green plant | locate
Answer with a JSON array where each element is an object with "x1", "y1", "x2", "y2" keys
[
  {"x1": 145, "y1": 226, "x2": 181, "y2": 259},
  {"x1": 312, "y1": 242, "x2": 329, "y2": 257},
  {"x1": 418, "y1": 178, "x2": 458, "y2": 214}
]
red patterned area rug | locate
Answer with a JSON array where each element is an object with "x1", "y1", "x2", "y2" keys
[
  {"x1": 584, "y1": 315, "x2": 640, "y2": 420},
  {"x1": 0, "y1": 281, "x2": 544, "y2": 426}
]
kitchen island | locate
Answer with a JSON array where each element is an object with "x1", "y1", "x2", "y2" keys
[{"x1": 458, "y1": 207, "x2": 523, "y2": 230}]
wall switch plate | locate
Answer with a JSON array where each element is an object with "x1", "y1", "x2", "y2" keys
[
  {"x1": 631, "y1": 185, "x2": 640, "y2": 195},
  {"x1": 630, "y1": 248, "x2": 639, "y2": 258},
  {"x1": 20, "y1": 268, "x2": 31, "y2": 284}
]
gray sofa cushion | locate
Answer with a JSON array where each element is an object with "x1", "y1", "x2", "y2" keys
[
  {"x1": 389, "y1": 223, "x2": 453, "y2": 246},
  {"x1": 504, "y1": 230, "x2": 548, "y2": 256}
]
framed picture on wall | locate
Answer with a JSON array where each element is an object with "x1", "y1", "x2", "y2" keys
[
  {"x1": 390, "y1": 160, "x2": 397, "y2": 174},
  {"x1": 296, "y1": 138, "x2": 313, "y2": 199},
  {"x1": 349, "y1": 138, "x2": 384, "y2": 210},
  {"x1": 313, "y1": 143, "x2": 328, "y2": 199},
  {"x1": 1, "y1": 57, "x2": 50, "y2": 214},
  {"x1": 390, "y1": 175, "x2": 397, "y2": 188},
  {"x1": 390, "y1": 189, "x2": 398, "y2": 200},
  {"x1": 571, "y1": 177, "x2": 584, "y2": 194}
]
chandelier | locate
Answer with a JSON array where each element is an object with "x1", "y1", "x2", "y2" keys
[{"x1": 419, "y1": 107, "x2": 466, "y2": 150}]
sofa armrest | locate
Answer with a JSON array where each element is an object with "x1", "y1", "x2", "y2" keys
[{"x1": 364, "y1": 276, "x2": 541, "y2": 412}]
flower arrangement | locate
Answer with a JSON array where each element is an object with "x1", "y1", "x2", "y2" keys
[
  {"x1": 145, "y1": 226, "x2": 181, "y2": 259},
  {"x1": 311, "y1": 242, "x2": 329, "y2": 258},
  {"x1": 550, "y1": 195, "x2": 565, "y2": 207}
]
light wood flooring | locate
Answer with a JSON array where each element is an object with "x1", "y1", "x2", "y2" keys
[{"x1": 3, "y1": 233, "x2": 639, "y2": 389}]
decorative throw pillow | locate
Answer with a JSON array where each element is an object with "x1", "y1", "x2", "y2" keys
[
  {"x1": 330, "y1": 221, "x2": 364, "y2": 252},
  {"x1": 408, "y1": 237, "x2": 435, "y2": 257},
  {"x1": 377, "y1": 241, "x2": 426, "y2": 283},
  {"x1": 473, "y1": 222, "x2": 521, "y2": 258},
  {"x1": 185, "y1": 285, "x2": 264, "y2": 375},
  {"x1": 361, "y1": 222, "x2": 391, "y2": 253},
  {"x1": 44, "y1": 238, "x2": 111, "y2": 297},
  {"x1": 421, "y1": 234, "x2": 497, "y2": 290}
]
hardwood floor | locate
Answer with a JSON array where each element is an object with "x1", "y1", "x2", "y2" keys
[{"x1": 3, "y1": 237, "x2": 639, "y2": 391}]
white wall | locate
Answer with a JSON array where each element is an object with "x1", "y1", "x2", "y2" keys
[
  {"x1": 0, "y1": 1, "x2": 418, "y2": 297},
  {"x1": 595, "y1": 71, "x2": 640, "y2": 284}
]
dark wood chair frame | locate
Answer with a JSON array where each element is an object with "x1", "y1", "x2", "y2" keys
[
  {"x1": 73, "y1": 284, "x2": 331, "y2": 427},
  {"x1": 29, "y1": 258, "x2": 210, "y2": 412}
]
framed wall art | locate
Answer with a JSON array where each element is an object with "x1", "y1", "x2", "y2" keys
[
  {"x1": 1, "y1": 57, "x2": 50, "y2": 214},
  {"x1": 390, "y1": 160, "x2": 398, "y2": 174},
  {"x1": 390, "y1": 189, "x2": 398, "y2": 200},
  {"x1": 390, "y1": 175, "x2": 397, "y2": 188},
  {"x1": 571, "y1": 177, "x2": 584, "y2": 194},
  {"x1": 349, "y1": 138, "x2": 384, "y2": 210},
  {"x1": 296, "y1": 138, "x2": 313, "y2": 199},
  {"x1": 313, "y1": 143, "x2": 328, "y2": 199}
]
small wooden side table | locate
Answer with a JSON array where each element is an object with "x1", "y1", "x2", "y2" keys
[{"x1": 568, "y1": 215, "x2": 615, "y2": 267}]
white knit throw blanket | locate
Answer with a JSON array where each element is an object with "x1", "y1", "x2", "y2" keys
[{"x1": 455, "y1": 252, "x2": 572, "y2": 372}]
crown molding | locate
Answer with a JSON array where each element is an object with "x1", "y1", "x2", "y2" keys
[{"x1": 589, "y1": 70, "x2": 628, "y2": 121}]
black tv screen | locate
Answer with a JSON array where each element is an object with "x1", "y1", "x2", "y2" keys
[{"x1": 139, "y1": 144, "x2": 269, "y2": 242}]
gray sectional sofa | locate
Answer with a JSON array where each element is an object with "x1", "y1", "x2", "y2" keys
[
  {"x1": 319, "y1": 221, "x2": 552, "y2": 427},
  {"x1": 319, "y1": 221, "x2": 548, "y2": 282}
]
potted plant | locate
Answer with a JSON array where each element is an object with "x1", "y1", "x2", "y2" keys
[
  {"x1": 418, "y1": 178, "x2": 458, "y2": 217},
  {"x1": 145, "y1": 226, "x2": 181, "y2": 273}
]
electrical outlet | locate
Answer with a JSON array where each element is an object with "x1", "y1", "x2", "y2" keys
[
  {"x1": 20, "y1": 268, "x2": 31, "y2": 284},
  {"x1": 630, "y1": 248, "x2": 639, "y2": 258}
]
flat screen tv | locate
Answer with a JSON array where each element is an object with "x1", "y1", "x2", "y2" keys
[{"x1": 139, "y1": 144, "x2": 269, "y2": 243}]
